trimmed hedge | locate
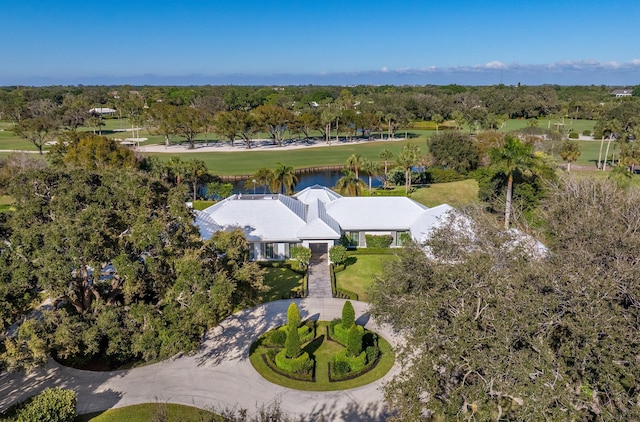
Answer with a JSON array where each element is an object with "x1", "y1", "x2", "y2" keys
[
  {"x1": 331, "y1": 320, "x2": 363, "y2": 346},
  {"x1": 275, "y1": 350, "x2": 313, "y2": 374},
  {"x1": 364, "y1": 234, "x2": 393, "y2": 249},
  {"x1": 347, "y1": 248, "x2": 396, "y2": 255},
  {"x1": 9, "y1": 387, "x2": 77, "y2": 422},
  {"x1": 333, "y1": 349, "x2": 367, "y2": 373}
]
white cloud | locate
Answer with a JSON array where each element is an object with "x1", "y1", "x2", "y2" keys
[{"x1": 482, "y1": 61, "x2": 507, "y2": 69}]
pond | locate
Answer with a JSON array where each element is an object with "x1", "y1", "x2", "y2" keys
[{"x1": 231, "y1": 170, "x2": 383, "y2": 194}]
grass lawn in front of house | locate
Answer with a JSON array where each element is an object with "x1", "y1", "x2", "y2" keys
[
  {"x1": 335, "y1": 254, "x2": 395, "y2": 302},
  {"x1": 259, "y1": 267, "x2": 304, "y2": 303}
]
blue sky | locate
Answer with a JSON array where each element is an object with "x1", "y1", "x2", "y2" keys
[{"x1": 2, "y1": 0, "x2": 639, "y2": 86}]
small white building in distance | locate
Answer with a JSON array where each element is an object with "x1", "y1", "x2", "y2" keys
[{"x1": 89, "y1": 107, "x2": 116, "y2": 116}]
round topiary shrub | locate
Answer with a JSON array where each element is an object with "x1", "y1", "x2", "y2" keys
[
  {"x1": 275, "y1": 350, "x2": 313, "y2": 374},
  {"x1": 332, "y1": 319, "x2": 349, "y2": 345},
  {"x1": 582, "y1": 130, "x2": 592, "y2": 136},
  {"x1": 568, "y1": 131, "x2": 579, "y2": 139},
  {"x1": 333, "y1": 360, "x2": 351, "y2": 376},
  {"x1": 334, "y1": 349, "x2": 367, "y2": 373},
  {"x1": 366, "y1": 346, "x2": 379, "y2": 363}
]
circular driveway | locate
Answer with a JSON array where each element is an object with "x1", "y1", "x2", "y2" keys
[{"x1": 0, "y1": 298, "x2": 401, "y2": 421}]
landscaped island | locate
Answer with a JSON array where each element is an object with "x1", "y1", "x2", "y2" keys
[{"x1": 249, "y1": 302, "x2": 394, "y2": 391}]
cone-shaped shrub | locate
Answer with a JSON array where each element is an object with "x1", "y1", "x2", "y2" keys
[
  {"x1": 287, "y1": 302, "x2": 301, "y2": 330},
  {"x1": 342, "y1": 300, "x2": 355, "y2": 329},
  {"x1": 347, "y1": 325, "x2": 363, "y2": 357},
  {"x1": 285, "y1": 325, "x2": 301, "y2": 358}
]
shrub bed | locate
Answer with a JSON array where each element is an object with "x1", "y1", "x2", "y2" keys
[
  {"x1": 364, "y1": 234, "x2": 393, "y2": 249},
  {"x1": 263, "y1": 353, "x2": 314, "y2": 382},
  {"x1": 275, "y1": 350, "x2": 313, "y2": 374}
]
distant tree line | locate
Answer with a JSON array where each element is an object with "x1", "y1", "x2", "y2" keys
[{"x1": 1, "y1": 84, "x2": 639, "y2": 153}]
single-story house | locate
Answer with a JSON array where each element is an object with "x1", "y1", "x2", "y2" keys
[
  {"x1": 611, "y1": 89, "x2": 633, "y2": 98},
  {"x1": 89, "y1": 107, "x2": 116, "y2": 116},
  {"x1": 195, "y1": 185, "x2": 453, "y2": 260}
]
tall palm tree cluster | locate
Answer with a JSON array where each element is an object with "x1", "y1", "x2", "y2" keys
[{"x1": 245, "y1": 162, "x2": 298, "y2": 195}]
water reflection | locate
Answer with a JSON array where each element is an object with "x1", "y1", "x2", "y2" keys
[{"x1": 231, "y1": 170, "x2": 383, "y2": 194}]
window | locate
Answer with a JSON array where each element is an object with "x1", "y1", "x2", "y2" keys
[
  {"x1": 347, "y1": 231, "x2": 359, "y2": 247},
  {"x1": 396, "y1": 231, "x2": 411, "y2": 246},
  {"x1": 265, "y1": 243, "x2": 277, "y2": 259}
]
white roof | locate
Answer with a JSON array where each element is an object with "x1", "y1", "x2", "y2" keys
[
  {"x1": 409, "y1": 204, "x2": 455, "y2": 243},
  {"x1": 325, "y1": 197, "x2": 429, "y2": 230},
  {"x1": 89, "y1": 107, "x2": 116, "y2": 114},
  {"x1": 202, "y1": 195, "x2": 306, "y2": 242},
  {"x1": 294, "y1": 185, "x2": 342, "y2": 205},
  {"x1": 196, "y1": 185, "x2": 456, "y2": 244},
  {"x1": 296, "y1": 199, "x2": 341, "y2": 239}
]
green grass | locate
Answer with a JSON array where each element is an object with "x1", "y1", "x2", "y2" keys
[
  {"x1": 409, "y1": 180, "x2": 480, "y2": 207},
  {"x1": 249, "y1": 321, "x2": 394, "y2": 391},
  {"x1": 145, "y1": 138, "x2": 422, "y2": 176},
  {"x1": 192, "y1": 200, "x2": 216, "y2": 210},
  {"x1": 336, "y1": 255, "x2": 394, "y2": 302},
  {"x1": 77, "y1": 403, "x2": 220, "y2": 422},
  {"x1": 372, "y1": 180, "x2": 479, "y2": 208},
  {"x1": 259, "y1": 267, "x2": 304, "y2": 303}
]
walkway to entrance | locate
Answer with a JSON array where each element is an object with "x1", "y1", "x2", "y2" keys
[{"x1": 307, "y1": 245, "x2": 332, "y2": 298}]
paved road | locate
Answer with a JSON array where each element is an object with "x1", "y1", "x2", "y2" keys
[{"x1": 0, "y1": 298, "x2": 402, "y2": 421}]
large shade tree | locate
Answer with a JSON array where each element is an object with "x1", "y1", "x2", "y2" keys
[
  {"x1": 0, "y1": 168, "x2": 266, "y2": 371},
  {"x1": 371, "y1": 178, "x2": 640, "y2": 420}
]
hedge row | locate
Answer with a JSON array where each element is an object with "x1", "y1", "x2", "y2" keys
[
  {"x1": 263, "y1": 353, "x2": 314, "y2": 382},
  {"x1": 275, "y1": 350, "x2": 313, "y2": 374},
  {"x1": 346, "y1": 248, "x2": 396, "y2": 256},
  {"x1": 364, "y1": 234, "x2": 393, "y2": 249}
]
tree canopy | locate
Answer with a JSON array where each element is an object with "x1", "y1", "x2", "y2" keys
[
  {"x1": 370, "y1": 177, "x2": 640, "y2": 421},
  {"x1": 0, "y1": 167, "x2": 265, "y2": 371}
]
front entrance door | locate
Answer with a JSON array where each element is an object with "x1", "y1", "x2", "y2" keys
[{"x1": 309, "y1": 243, "x2": 328, "y2": 254}]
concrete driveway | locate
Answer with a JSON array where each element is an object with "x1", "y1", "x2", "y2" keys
[{"x1": 0, "y1": 298, "x2": 402, "y2": 421}]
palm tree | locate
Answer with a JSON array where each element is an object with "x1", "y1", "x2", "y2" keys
[
  {"x1": 361, "y1": 159, "x2": 379, "y2": 193},
  {"x1": 269, "y1": 162, "x2": 298, "y2": 195},
  {"x1": 334, "y1": 170, "x2": 366, "y2": 197},
  {"x1": 489, "y1": 135, "x2": 537, "y2": 229},
  {"x1": 346, "y1": 154, "x2": 365, "y2": 180},
  {"x1": 252, "y1": 167, "x2": 273, "y2": 194},
  {"x1": 397, "y1": 144, "x2": 420, "y2": 195},
  {"x1": 379, "y1": 149, "x2": 394, "y2": 187},
  {"x1": 559, "y1": 140, "x2": 581, "y2": 173}
]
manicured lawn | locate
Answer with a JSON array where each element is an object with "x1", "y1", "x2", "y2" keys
[
  {"x1": 249, "y1": 321, "x2": 394, "y2": 391},
  {"x1": 77, "y1": 403, "x2": 220, "y2": 422},
  {"x1": 410, "y1": 180, "x2": 479, "y2": 208},
  {"x1": 259, "y1": 267, "x2": 304, "y2": 303},
  {"x1": 336, "y1": 255, "x2": 395, "y2": 302},
  {"x1": 144, "y1": 138, "x2": 423, "y2": 176},
  {"x1": 192, "y1": 200, "x2": 216, "y2": 210},
  {"x1": 372, "y1": 180, "x2": 479, "y2": 208}
]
